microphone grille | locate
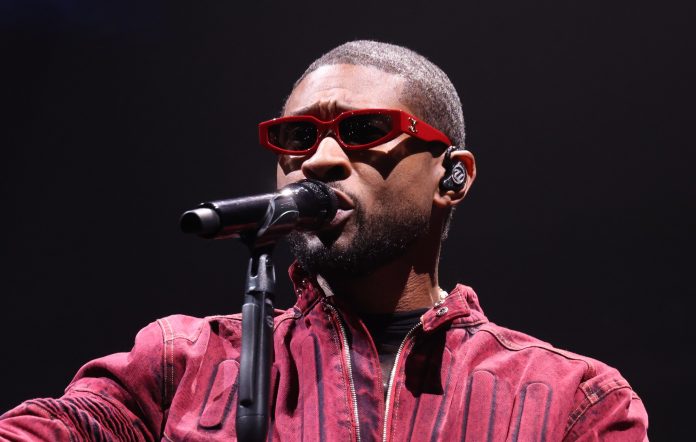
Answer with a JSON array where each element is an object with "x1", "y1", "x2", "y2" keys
[{"x1": 292, "y1": 179, "x2": 339, "y2": 228}]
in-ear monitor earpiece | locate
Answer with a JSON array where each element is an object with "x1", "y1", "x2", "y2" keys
[{"x1": 439, "y1": 145, "x2": 467, "y2": 192}]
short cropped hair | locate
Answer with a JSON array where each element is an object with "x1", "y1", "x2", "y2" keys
[{"x1": 291, "y1": 40, "x2": 466, "y2": 148}]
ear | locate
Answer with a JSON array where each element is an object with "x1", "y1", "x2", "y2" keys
[{"x1": 433, "y1": 148, "x2": 476, "y2": 208}]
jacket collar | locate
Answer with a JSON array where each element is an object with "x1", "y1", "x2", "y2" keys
[{"x1": 289, "y1": 262, "x2": 488, "y2": 332}]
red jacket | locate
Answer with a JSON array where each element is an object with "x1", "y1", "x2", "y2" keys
[{"x1": 0, "y1": 266, "x2": 648, "y2": 441}]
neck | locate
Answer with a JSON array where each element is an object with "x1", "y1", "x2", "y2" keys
[{"x1": 318, "y1": 229, "x2": 443, "y2": 314}]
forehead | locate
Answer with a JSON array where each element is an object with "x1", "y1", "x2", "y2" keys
[{"x1": 284, "y1": 64, "x2": 410, "y2": 117}]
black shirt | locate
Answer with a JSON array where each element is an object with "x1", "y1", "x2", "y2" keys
[{"x1": 361, "y1": 308, "x2": 428, "y2": 398}]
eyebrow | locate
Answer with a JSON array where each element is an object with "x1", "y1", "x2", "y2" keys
[{"x1": 286, "y1": 103, "x2": 361, "y2": 117}]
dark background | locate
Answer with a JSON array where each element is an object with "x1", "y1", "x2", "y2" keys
[{"x1": 1, "y1": 0, "x2": 693, "y2": 439}]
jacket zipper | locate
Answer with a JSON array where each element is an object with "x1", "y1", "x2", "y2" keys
[
  {"x1": 382, "y1": 322, "x2": 422, "y2": 442},
  {"x1": 324, "y1": 302, "x2": 362, "y2": 442}
]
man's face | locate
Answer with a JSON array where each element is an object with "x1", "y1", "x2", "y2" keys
[{"x1": 277, "y1": 64, "x2": 444, "y2": 276}]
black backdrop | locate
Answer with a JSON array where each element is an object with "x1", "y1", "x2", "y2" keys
[{"x1": 1, "y1": 1, "x2": 693, "y2": 439}]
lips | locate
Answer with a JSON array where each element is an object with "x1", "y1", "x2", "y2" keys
[
  {"x1": 329, "y1": 187, "x2": 355, "y2": 211},
  {"x1": 326, "y1": 187, "x2": 355, "y2": 229},
  {"x1": 325, "y1": 208, "x2": 353, "y2": 229}
]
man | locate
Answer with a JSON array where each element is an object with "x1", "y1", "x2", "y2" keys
[{"x1": 0, "y1": 40, "x2": 648, "y2": 441}]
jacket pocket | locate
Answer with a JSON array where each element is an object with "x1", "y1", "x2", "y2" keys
[{"x1": 199, "y1": 359, "x2": 240, "y2": 429}]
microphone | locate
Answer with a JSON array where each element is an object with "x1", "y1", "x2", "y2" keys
[{"x1": 180, "y1": 179, "x2": 338, "y2": 240}]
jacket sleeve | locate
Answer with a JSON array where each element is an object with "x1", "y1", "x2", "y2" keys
[
  {"x1": 0, "y1": 320, "x2": 166, "y2": 442},
  {"x1": 563, "y1": 370, "x2": 649, "y2": 441}
]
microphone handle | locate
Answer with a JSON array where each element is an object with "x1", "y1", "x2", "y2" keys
[
  {"x1": 203, "y1": 194, "x2": 275, "y2": 239},
  {"x1": 180, "y1": 193, "x2": 275, "y2": 239}
]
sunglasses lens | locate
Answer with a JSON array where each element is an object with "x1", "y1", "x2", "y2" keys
[
  {"x1": 267, "y1": 121, "x2": 318, "y2": 152},
  {"x1": 339, "y1": 114, "x2": 393, "y2": 146}
]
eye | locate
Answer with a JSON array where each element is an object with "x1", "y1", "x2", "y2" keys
[
  {"x1": 268, "y1": 122, "x2": 317, "y2": 151},
  {"x1": 339, "y1": 114, "x2": 393, "y2": 146}
]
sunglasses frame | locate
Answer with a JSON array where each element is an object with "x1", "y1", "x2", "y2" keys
[{"x1": 258, "y1": 108, "x2": 452, "y2": 155}]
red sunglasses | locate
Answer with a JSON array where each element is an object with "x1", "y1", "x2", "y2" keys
[{"x1": 258, "y1": 108, "x2": 452, "y2": 155}]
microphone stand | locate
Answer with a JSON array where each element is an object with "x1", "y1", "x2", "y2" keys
[
  {"x1": 236, "y1": 193, "x2": 301, "y2": 442},
  {"x1": 235, "y1": 239, "x2": 276, "y2": 442}
]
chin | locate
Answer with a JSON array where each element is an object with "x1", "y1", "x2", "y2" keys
[{"x1": 288, "y1": 201, "x2": 429, "y2": 276}]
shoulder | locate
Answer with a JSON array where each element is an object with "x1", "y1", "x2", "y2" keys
[
  {"x1": 476, "y1": 321, "x2": 639, "y2": 400},
  {"x1": 151, "y1": 308, "x2": 296, "y2": 356},
  {"x1": 67, "y1": 314, "x2": 248, "y2": 400},
  {"x1": 154, "y1": 308, "x2": 296, "y2": 341},
  {"x1": 464, "y1": 322, "x2": 648, "y2": 439},
  {"x1": 154, "y1": 313, "x2": 241, "y2": 343},
  {"x1": 470, "y1": 322, "x2": 617, "y2": 377}
]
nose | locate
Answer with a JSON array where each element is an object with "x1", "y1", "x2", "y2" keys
[{"x1": 300, "y1": 136, "x2": 352, "y2": 182}]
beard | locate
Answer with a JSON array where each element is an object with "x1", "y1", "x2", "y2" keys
[{"x1": 287, "y1": 187, "x2": 430, "y2": 277}]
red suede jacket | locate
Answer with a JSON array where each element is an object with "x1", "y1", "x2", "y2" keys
[{"x1": 0, "y1": 266, "x2": 648, "y2": 441}]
